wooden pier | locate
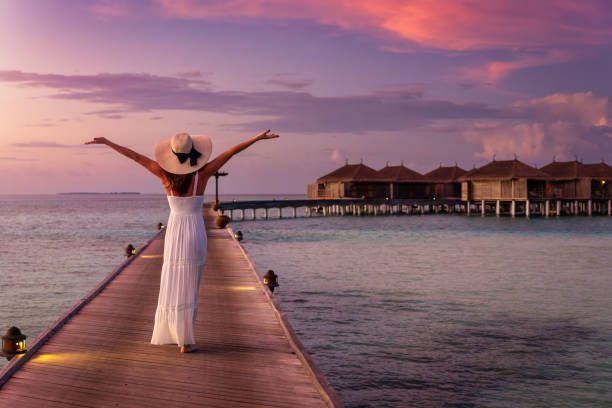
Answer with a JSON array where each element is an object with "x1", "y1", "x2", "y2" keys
[
  {"x1": 218, "y1": 198, "x2": 612, "y2": 221},
  {"x1": 218, "y1": 198, "x2": 463, "y2": 220},
  {"x1": 0, "y1": 204, "x2": 342, "y2": 407}
]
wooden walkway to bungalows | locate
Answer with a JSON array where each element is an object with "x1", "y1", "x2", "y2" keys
[{"x1": 0, "y1": 204, "x2": 342, "y2": 407}]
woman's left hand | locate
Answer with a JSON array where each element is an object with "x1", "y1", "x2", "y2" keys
[
  {"x1": 84, "y1": 137, "x2": 109, "y2": 145},
  {"x1": 256, "y1": 130, "x2": 279, "y2": 140}
]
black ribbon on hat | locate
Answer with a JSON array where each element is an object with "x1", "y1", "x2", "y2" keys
[{"x1": 172, "y1": 147, "x2": 202, "y2": 166}]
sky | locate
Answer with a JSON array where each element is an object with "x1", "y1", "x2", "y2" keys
[{"x1": 1, "y1": 0, "x2": 612, "y2": 194}]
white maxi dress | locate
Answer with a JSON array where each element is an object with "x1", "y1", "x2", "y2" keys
[{"x1": 151, "y1": 172, "x2": 206, "y2": 347}]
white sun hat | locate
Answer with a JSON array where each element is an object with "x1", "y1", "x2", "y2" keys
[{"x1": 154, "y1": 133, "x2": 212, "y2": 174}]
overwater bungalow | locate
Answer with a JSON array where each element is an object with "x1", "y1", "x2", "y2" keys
[
  {"x1": 377, "y1": 163, "x2": 427, "y2": 199},
  {"x1": 540, "y1": 160, "x2": 612, "y2": 215},
  {"x1": 423, "y1": 164, "x2": 467, "y2": 200},
  {"x1": 458, "y1": 159, "x2": 551, "y2": 216},
  {"x1": 306, "y1": 162, "x2": 387, "y2": 199}
]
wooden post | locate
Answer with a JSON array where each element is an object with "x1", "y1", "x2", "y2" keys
[
  {"x1": 252, "y1": 208, "x2": 256, "y2": 219},
  {"x1": 574, "y1": 200, "x2": 578, "y2": 215},
  {"x1": 608, "y1": 200, "x2": 611, "y2": 216},
  {"x1": 588, "y1": 199, "x2": 592, "y2": 216},
  {"x1": 240, "y1": 209, "x2": 245, "y2": 220},
  {"x1": 481, "y1": 200, "x2": 485, "y2": 216},
  {"x1": 467, "y1": 201, "x2": 471, "y2": 216},
  {"x1": 545, "y1": 200, "x2": 550, "y2": 217},
  {"x1": 264, "y1": 208, "x2": 268, "y2": 220},
  {"x1": 525, "y1": 200, "x2": 530, "y2": 217},
  {"x1": 495, "y1": 200, "x2": 500, "y2": 216},
  {"x1": 278, "y1": 208, "x2": 282, "y2": 219},
  {"x1": 511, "y1": 200, "x2": 516, "y2": 217}
]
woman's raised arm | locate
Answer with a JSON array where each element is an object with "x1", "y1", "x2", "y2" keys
[
  {"x1": 200, "y1": 130, "x2": 279, "y2": 177},
  {"x1": 84, "y1": 137, "x2": 165, "y2": 179}
]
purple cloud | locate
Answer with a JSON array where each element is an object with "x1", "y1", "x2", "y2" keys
[
  {"x1": 265, "y1": 78, "x2": 313, "y2": 90},
  {"x1": 177, "y1": 71, "x2": 202, "y2": 78},
  {"x1": 0, "y1": 70, "x2": 498, "y2": 133}
]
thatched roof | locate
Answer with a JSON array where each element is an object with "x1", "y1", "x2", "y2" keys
[
  {"x1": 377, "y1": 164, "x2": 425, "y2": 182},
  {"x1": 541, "y1": 160, "x2": 612, "y2": 180},
  {"x1": 423, "y1": 165, "x2": 468, "y2": 183},
  {"x1": 317, "y1": 163, "x2": 385, "y2": 183},
  {"x1": 458, "y1": 159, "x2": 551, "y2": 181},
  {"x1": 583, "y1": 162, "x2": 612, "y2": 179}
]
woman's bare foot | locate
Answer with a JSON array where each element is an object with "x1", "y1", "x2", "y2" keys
[{"x1": 180, "y1": 345, "x2": 197, "y2": 353}]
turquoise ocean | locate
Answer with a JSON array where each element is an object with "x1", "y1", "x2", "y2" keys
[{"x1": 1, "y1": 194, "x2": 611, "y2": 407}]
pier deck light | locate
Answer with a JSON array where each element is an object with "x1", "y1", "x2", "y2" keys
[
  {"x1": 263, "y1": 270, "x2": 279, "y2": 293},
  {"x1": 234, "y1": 231, "x2": 243, "y2": 241},
  {"x1": 2, "y1": 326, "x2": 27, "y2": 360},
  {"x1": 125, "y1": 244, "x2": 136, "y2": 257},
  {"x1": 157, "y1": 223, "x2": 165, "y2": 230}
]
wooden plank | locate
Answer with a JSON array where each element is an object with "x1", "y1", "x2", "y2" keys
[{"x1": 0, "y1": 204, "x2": 341, "y2": 407}]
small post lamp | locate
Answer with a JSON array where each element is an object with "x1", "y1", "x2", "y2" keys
[
  {"x1": 263, "y1": 270, "x2": 279, "y2": 293},
  {"x1": 234, "y1": 230, "x2": 243, "y2": 241},
  {"x1": 157, "y1": 223, "x2": 165, "y2": 230},
  {"x1": 213, "y1": 170, "x2": 228, "y2": 210},
  {"x1": 125, "y1": 244, "x2": 136, "y2": 257},
  {"x1": 1, "y1": 326, "x2": 26, "y2": 360},
  {"x1": 215, "y1": 214, "x2": 230, "y2": 228}
]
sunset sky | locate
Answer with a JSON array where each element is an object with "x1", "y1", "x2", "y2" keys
[{"x1": 2, "y1": 0, "x2": 612, "y2": 194}]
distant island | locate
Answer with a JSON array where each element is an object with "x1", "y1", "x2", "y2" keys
[{"x1": 58, "y1": 192, "x2": 141, "y2": 195}]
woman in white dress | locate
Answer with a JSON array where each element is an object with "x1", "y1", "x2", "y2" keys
[{"x1": 85, "y1": 130, "x2": 279, "y2": 353}]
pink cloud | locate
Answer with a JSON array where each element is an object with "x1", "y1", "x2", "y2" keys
[
  {"x1": 151, "y1": 0, "x2": 612, "y2": 51},
  {"x1": 510, "y1": 91, "x2": 611, "y2": 127},
  {"x1": 461, "y1": 50, "x2": 574, "y2": 83},
  {"x1": 84, "y1": 1, "x2": 612, "y2": 81},
  {"x1": 330, "y1": 149, "x2": 347, "y2": 165},
  {"x1": 464, "y1": 92, "x2": 612, "y2": 162},
  {"x1": 138, "y1": 0, "x2": 612, "y2": 82}
]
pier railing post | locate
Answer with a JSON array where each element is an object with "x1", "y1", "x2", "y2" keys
[{"x1": 525, "y1": 200, "x2": 530, "y2": 217}]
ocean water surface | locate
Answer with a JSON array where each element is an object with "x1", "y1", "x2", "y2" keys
[{"x1": 1, "y1": 194, "x2": 611, "y2": 407}]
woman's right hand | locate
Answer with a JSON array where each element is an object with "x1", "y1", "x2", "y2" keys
[{"x1": 84, "y1": 137, "x2": 109, "y2": 145}]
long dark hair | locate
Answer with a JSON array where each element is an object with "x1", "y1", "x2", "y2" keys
[{"x1": 164, "y1": 170, "x2": 195, "y2": 195}]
